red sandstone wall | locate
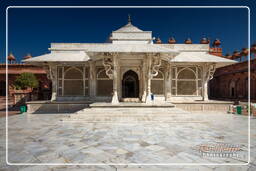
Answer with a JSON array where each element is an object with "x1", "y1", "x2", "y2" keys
[
  {"x1": 209, "y1": 59, "x2": 256, "y2": 102},
  {"x1": 0, "y1": 64, "x2": 51, "y2": 100},
  {"x1": 209, "y1": 47, "x2": 223, "y2": 57}
]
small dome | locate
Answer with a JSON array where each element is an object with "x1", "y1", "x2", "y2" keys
[
  {"x1": 232, "y1": 50, "x2": 241, "y2": 58},
  {"x1": 114, "y1": 15, "x2": 143, "y2": 32},
  {"x1": 114, "y1": 23, "x2": 143, "y2": 32},
  {"x1": 23, "y1": 53, "x2": 32, "y2": 60},
  {"x1": 168, "y1": 37, "x2": 176, "y2": 44},
  {"x1": 213, "y1": 39, "x2": 221, "y2": 47},
  {"x1": 225, "y1": 53, "x2": 232, "y2": 59},
  {"x1": 184, "y1": 38, "x2": 192, "y2": 44},
  {"x1": 8, "y1": 52, "x2": 16, "y2": 61},
  {"x1": 200, "y1": 38, "x2": 209, "y2": 44},
  {"x1": 155, "y1": 37, "x2": 162, "y2": 44}
]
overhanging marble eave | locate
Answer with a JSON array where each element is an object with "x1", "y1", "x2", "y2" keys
[
  {"x1": 23, "y1": 51, "x2": 90, "y2": 64},
  {"x1": 49, "y1": 46, "x2": 178, "y2": 53},
  {"x1": 170, "y1": 52, "x2": 237, "y2": 68}
]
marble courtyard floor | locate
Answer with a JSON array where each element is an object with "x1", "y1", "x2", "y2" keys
[{"x1": 0, "y1": 107, "x2": 255, "y2": 170}]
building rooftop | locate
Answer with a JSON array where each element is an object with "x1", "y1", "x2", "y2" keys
[{"x1": 113, "y1": 15, "x2": 143, "y2": 33}]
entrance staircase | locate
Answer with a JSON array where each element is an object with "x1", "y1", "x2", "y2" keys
[
  {"x1": 89, "y1": 102, "x2": 175, "y2": 108},
  {"x1": 60, "y1": 107, "x2": 205, "y2": 123}
]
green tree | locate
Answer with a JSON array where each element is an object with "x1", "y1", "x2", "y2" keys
[{"x1": 14, "y1": 72, "x2": 39, "y2": 90}]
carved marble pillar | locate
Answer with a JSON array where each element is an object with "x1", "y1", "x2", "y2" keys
[
  {"x1": 203, "y1": 81, "x2": 208, "y2": 100},
  {"x1": 45, "y1": 64, "x2": 57, "y2": 101},
  {"x1": 202, "y1": 64, "x2": 208, "y2": 101},
  {"x1": 89, "y1": 61, "x2": 96, "y2": 99},
  {"x1": 142, "y1": 56, "x2": 147, "y2": 102},
  {"x1": 112, "y1": 54, "x2": 119, "y2": 104},
  {"x1": 203, "y1": 64, "x2": 216, "y2": 101},
  {"x1": 117, "y1": 65, "x2": 121, "y2": 99},
  {"x1": 145, "y1": 54, "x2": 152, "y2": 103},
  {"x1": 165, "y1": 64, "x2": 172, "y2": 101}
]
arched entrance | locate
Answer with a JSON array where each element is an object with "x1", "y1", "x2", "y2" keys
[
  {"x1": 229, "y1": 80, "x2": 236, "y2": 98},
  {"x1": 122, "y1": 70, "x2": 139, "y2": 98}
]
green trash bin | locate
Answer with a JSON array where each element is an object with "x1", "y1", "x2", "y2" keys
[
  {"x1": 236, "y1": 106, "x2": 242, "y2": 115},
  {"x1": 20, "y1": 105, "x2": 27, "y2": 114}
]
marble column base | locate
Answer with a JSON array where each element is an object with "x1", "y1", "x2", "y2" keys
[
  {"x1": 203, "y1": 97, "x2": 209, "y2": 101},
  {"x1": 165, "y1": 93, "x2": 172, "y2": 101},
  {"x1": 111, "y1": 91, "x2": 119, "y2": 104},
  {"x1": 142, "y1": 91, "x2": 147, "y2": 103},
  {"x1": 51, "y1": 92, "x2": 57, "y2": 101},
  {"x1": 145, "y1": 93, "x2": 153, "y2": 104}
]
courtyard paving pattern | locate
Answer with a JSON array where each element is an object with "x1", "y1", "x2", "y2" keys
[{"x1": 0, "y1": 107, "x2": 255, "y2": 170}]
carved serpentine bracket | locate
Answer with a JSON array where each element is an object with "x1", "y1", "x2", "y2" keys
[
  {"x1": 205, "y1": 64, "x2": 216, "y2": 81},
  {"x1": 102, "y1": 52, "x2": 114, "y2": 79},
  {"x1": 43, "y1": 65, "x2": 56, "y2": 80},
  {"x1": 150, "y1": 53, "x2": 162, "y2": 78}
]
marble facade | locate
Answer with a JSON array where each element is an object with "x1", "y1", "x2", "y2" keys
[{"x1": 24, "y1": 18, "x2": 236, "y2": 104}]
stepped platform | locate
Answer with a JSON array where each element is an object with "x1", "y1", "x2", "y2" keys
[
  {"x1": 26, "y1": 100, "x2": 233, "y2": 114},
  {"x1": 62, "y1": 107, "x2": 200, "y2": 123},
  {"x1": 172, "y1": 100, "x2": 233, "y2": 112},
  {"x1": 90, "y1": 102, "x2": 175, "y2": 108},
  {"x1": 26, "y1": 101, "x2": 175, "y2": 113}
]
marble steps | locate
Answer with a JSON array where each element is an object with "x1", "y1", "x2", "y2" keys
[
  {"x1": 62, "y1": 115, "x2": 206, "y2": 123},
  {"x1": 60, "y1": 107, "x2": 208, "y2": 123},
  {"x1": 75, "y1": 107, "x2": 189, "y2": 115},
  {"x1": 89, "y1": 102, "x2": 175, "y2": 108}
]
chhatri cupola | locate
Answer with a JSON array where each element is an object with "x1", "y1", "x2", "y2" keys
[{"x1": 109, "y1": 15, "x2": 153, "y2": 44}]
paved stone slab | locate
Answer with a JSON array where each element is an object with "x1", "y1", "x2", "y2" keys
[{"x1": 0, "y1": 108, "x2": 254, "y2": 170}]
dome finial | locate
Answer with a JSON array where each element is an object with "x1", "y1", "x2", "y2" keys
[{"x1": 128, "y1": 14, "x2": 132, "y2": 24}]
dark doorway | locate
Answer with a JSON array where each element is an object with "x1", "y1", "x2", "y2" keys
[
  {"x1": 231, "y1": 87, "x2": 235, "y2": 97},
  {"x1": 122, "y1": 70, "x2": 139, "y2": 98},
  {"x1": 0, "y1": 81, "x2": 6, "y2": 96}
]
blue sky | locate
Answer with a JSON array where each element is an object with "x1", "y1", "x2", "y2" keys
[{"x1": 0, "y1": 1, "x2": 255, "y2": 63}]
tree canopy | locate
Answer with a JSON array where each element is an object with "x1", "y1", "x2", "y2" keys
[{"x1": 13, "y1": 72, "x2": 38, "y2": 90}]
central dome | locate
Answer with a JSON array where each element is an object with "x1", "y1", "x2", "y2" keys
[
  {"x1": 110, "y1": 15, "x2": 152, "y2": 44},
  {"x1": 114, "y1": 23, "x2": 143, "y2": 32},
  {"x1": 114, "y1": 15, "x2": 143, "y2": 32}
]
